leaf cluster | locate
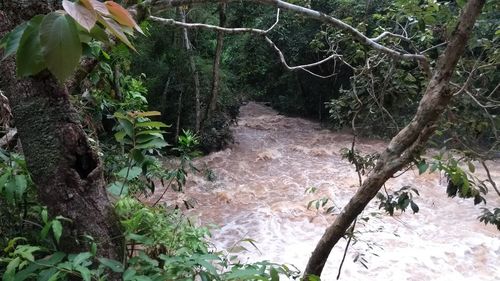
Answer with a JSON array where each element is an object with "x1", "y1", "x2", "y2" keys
[{"x1": 0, "y1": 0, "x2": 142, "y2": 82}]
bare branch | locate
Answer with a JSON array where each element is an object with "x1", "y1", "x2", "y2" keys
[
  {"x1": 266, "y1": 8, "x2": 280, "y2": 33},
  {"x1": 264, "y1": 37, "x2": 340, "y2": 78},
  {"x1": 151, "y1": 8, "x2": 281, "y2": 35},
  {"x1": 481, "y1": 161, "x2": 500, "y2": 197},
  {"x1": 487, "y1": 83, "x2": 499, "y2": 99},
  {"x1": 371, "y1": 31, "x2": 410, "y2": 42},
  {"x1": 421, "y1": 42, "x2": 448, "y2": 54},
  {"x1": 452, "y1": 62, "x2": 499, "y2": 97},
  {"x1": 149, "y1": 16, "x2": 269, "y2": 35}
]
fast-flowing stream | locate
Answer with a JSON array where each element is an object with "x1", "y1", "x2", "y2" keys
[{"x1": 157, "y1": 102, "x2": 500, "y2": 280}]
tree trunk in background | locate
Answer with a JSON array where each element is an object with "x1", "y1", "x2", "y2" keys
[
  {"x1": 304, "y1": 0, "x2": 486, "y2": 278},
  {"x1": 176, "y1": 90, "x2": 184, "y2": 142},
  {"x1": 180, "y1": 9, "x2": 201, "y2": 133},
  {"x1": 0, "y1": 0, "x2": 123, "y2": 262},
  {"x1": 204, "y1": 3, "x2": 227, "y2": 124},
  {"x1": 161, "y1": 75, "x2": 172, "y2": 118}
]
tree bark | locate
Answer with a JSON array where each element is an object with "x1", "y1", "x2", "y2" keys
[
  {"x1": 303, "y1": 0, "x2": 486, "y2": 278},
  {"x1": 179, "y1": 9, "x2": 202, "y2": 133},
  {"x1": 204, "y1": 3, "x2": 227, "y2": 124},
  {"x1": 0, "y1": 0, "x2": 123, "y2": 262}
]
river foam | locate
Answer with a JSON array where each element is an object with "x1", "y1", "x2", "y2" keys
[{"x1": 157, "y1": 102, "x2": 500, "y2": 280}]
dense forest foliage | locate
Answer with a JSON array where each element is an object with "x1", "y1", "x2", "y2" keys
[{"x1": 0, "y1": 0, "x2": 498, "y2": 280}]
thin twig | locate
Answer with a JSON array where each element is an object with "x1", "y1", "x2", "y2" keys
[
  {"x1": 481, "y1": 160, "x2": 500, "y2": 197},
  {"x1": 336, "y1": 218, "x2": 357, "y2": 280}
]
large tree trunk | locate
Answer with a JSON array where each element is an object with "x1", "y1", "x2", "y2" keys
[
  {"x1": 304, "y1": 0, "x2": 486, "y2": 278},
  {"x1": 0, "y1": 0, "x2": 123, "y2": 262},
  {"x1": 204, "y1": 3, "x2": 227, "y2": 124},
  {"x1": 179, "y1": 9, "x2": 202, "y2": 133}
]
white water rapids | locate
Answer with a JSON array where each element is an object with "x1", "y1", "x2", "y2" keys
[{"x1": 156, "y1": 102, "x2": 500, "y2": 280}]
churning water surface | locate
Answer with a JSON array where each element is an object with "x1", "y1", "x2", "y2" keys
[{"x1": 156, "y1": 102, "x2": 500, "y2": 280}]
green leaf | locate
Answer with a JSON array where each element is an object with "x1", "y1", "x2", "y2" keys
[
  {"x1": 123, "y1": 268, "x2": 136, "y2": 281},
  {"x1": 1, "y1": 22, "x2": 28, "y2": 60},
  {"x1": 14, "y1": 261, "x2": 43, "y2": 281},
  {"x1": 225, "y1": 268, "x2": 261, "y2": 279},
  {"x1": 75, "y1": 265, "x2": 91, "y2": 281},
  {"x1": 107, "y1": 181, "x2": 128, "y2": 197},
  {"x1": 135, "y1": 121, "x2": 169, "y2": 128},
  {"x1": 5, "y1": 257, "x2": 21, "y2": 280},
  {"x1": 51, "y1": 220, "x2": 63, "y2": 243},
  {"x1": 37, "y1": 252, "x2": 66, "y2": 266},
  {"x1": 16, "y1": 15, "x2": 46, "y2": 77},
  {"x1": 114, "y1": 131, "x2": 127, "y2": 142},
  {"x1": 40, "y1": 12, "x2": 82, "y2": 82},
  {"x1": 197, "y1": 259, "x2": 218, "y2": 276},
  {"x1": 98, "y1": 258, "x2": 124, "y2": 273},
  {"x1": 72, "y1": 252, "x2": 92, "y2": 266},
  {"x1": 63, "y1": 0, "x2": 97, "y2": 32},
  {"x1": 136, "y1": 130, "x2": 165, "y2": 137},
  {"x1": 117, "y1": 118, "x2": 134, "y2": 138},
  {"x1": 117, "y1": 166, "x2": 142, "y2": 180},
  {"x1": 37, "y1": 268, "x2": 59, "y2": 281},
  {"x1": 0, "y1": 172, "x2": 10, "y2": 193},
  {"x1": 405, "y1": 73, "x2": 416, "y2": 82},
  {"x1": 16, "y1": 245, "x2": 41, "y2": 262},
  {"x1": 89, "y1": 25, "x2": 109, "y2": 43},
  {"x1": 14, "y1": 175, "x2": 27, "y2": 199},
  {"x1": 270, "y1": 268, "x2": 279, "y2": 281},
  {"x1": 131, "y1": 149, "x2": 145, "y2": 163},
  {"x1": 418, "y1": 162, "x2": 429, "y2": 175},
  {"x1": 135, "y1": 138, "x2": 168, "y2": 150},
  {"x1": 5, "y1": 179, "x2": 16, "y2": 202},
  {"x1": 136, "y1": 134, "x2": 162, "y2": 144},
  {"x1": 40, "y1": 208, "x2": 48, "y2": 224}
]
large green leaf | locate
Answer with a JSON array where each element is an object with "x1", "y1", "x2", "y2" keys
[
  {"x1": 117, "y1": 166, "x2": 142, "y2": 180},
  {"x1": 40, "y1": 12, "x2": 82, "y2": 82},
  {"x1": 135, "y1": 138, "x2": 168, "y2": 150},
  {"x1": 89, "y1": 25, "x2": 109, "y2": 43},
  {"x1": 1, "y1": 22, "x2": 28, "y2": 60},
  {"x1": 14, "y1": 175, "x2": 27, "y2": 198},
  {"x1": 16, "y1": 15, "x2": 46, "y2": 77},
  {"x1": 98, "y1": 258, "x2": 124, "y2": 273},
  {"x1": 107, "y1": 181, "x2": 128, "y2": 197},
  {"x1": 51, "y1": 220, "x2": 63, "y2": 243}
]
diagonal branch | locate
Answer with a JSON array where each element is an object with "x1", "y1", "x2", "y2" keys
[
  {"x1": 264, "y1": 37, "x2": 340, "y2": 78},
  {"x1": 303, "y1": 0, "x2": 486, "y2": 278},
  {"x1": 370, "y1": 31, "x2": 411, "y2": 42},
  {"x1": 149, "y1": 16, "x2": 269, "y2": 35}
]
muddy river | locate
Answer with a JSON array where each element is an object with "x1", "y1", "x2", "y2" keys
[{"x1": 156, "y1": 102, "x2": 499, "y2": 280}]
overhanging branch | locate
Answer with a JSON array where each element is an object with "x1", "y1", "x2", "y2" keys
[
  {"x1": 139, "y1": 0, "x2": 429, "y2": 69},
  {"x1": 150, "y1": 9, "x2": 340, "y2": 78}
]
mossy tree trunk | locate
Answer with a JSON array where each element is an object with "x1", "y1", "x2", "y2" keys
[{"x1": 0, "y1": 0, "x2": 123, "y2": 261}]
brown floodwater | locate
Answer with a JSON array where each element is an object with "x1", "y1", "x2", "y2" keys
[{"x1": 154, "y1": 102, "x2": 500, "y2": 280}]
